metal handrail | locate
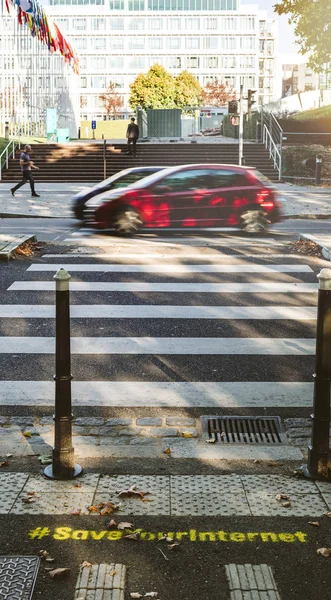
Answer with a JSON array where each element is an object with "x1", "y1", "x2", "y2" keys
[
  {"x1": 263, "y1": 124, "x2": 282, "y2": 181},
  {"x1": 0, "y1": 140, "x2": 16, "y2": 181}
]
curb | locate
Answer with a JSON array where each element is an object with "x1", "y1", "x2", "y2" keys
[
  {"x1": 0, "y1": 212, "x2": 70, "y2": 219},
  {"x1": 300, "y1": 233, "x2": 331, "y2": 261},
  {"x1": 283, "y1": 213, "x2": 331, "y2": 220},
  {"x1": 0, "y1": 234, "x2": 37, "y2": 261}
]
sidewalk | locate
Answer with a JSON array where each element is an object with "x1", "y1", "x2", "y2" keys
[
  {"x1": 0, "y1": 181, "x2": 330, "y2": 220},
  {"x1": 300, "y1": 233, "x2": 331, "y2": 261}
]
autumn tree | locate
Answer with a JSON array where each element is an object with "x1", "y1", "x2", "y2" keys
[
  {"x1": 274, "y1": 0, "x2": 331, "y2": 72},
  {"x1": 174, "y1": 70, "x2": 202, "y2": 110},
  {"x1": 129, "y1": 64, "x2": 177, "y2": 110},
  {"x1": 201, "y1": 80, "x2": 236, "y2": 107},
  {"x1": 99, "y1": 82, "x2": 124, "y2": 118}
]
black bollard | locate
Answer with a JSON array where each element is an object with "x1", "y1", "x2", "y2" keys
[
  {"x1": 315, "y1": 156, "x2": 322, "y2": 185},
  {"x1": 44, "y1": 269, "x2": 82, "y2": 480},
  {"x1": 301, "y1": 268, "x2": 331, "y2": 481}
]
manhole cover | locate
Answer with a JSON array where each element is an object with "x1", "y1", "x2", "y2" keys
[
  {"x1": 201, "y1": 416, "x2": 285, "y2": 445},
  {"x1": 0, "y1": 556, "x2": 40, "y2": 600}
]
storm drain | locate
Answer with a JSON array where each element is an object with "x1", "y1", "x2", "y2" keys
[
  {"x1": 201, "y1": 416, "x2": 285, "y2": 445},
  {"x1": 0, "y1": 556, "x2": 40, "y2": 600}
]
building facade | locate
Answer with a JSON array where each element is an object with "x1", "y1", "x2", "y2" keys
[
  {"x1": 0, "y1": 0, "x2": 80, "y2": 138},
  {"x1": 282, "y1": 59, "x2": 320, "y2": 98},
  {"x1": 42, "y1": 0, "x2": 278, "y2": 120}
]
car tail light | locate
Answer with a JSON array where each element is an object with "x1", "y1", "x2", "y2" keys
[{"x1": 257, "y1": 188, "x2": 275, "y2": 211}]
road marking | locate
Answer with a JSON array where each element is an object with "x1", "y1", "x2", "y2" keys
[
  {"x1": 225, "y1": 564, "x2": 281, "y2": 600},
  {"x1": 8, "y1": 281, "x2": 317, "y2": 293},
  {"x1": 0, "y1": 336, "x2": 315, "y2": 354},
  {"x1": 0, "y1": 381, "x2": 313, "y2": 407},
  {"x1": 27, "y1": 263, "x2": 313, "y2": 273},
  {"x1": 42, "y1": 253, "x2": 312, "y2": 259},
  {"x1": 62, "y1": 236, "x2": 284, "y2": 247},
  {"x1": 0, "y1": 305, "x2": 317, "y2": 320}
]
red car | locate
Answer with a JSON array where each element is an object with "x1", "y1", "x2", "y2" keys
[{"x1": 94, "y1": 164, "x2": 281, "y2": 234}]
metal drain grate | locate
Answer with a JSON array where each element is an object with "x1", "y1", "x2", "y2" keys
[
  {"x1": 0, "y1": 556, "x2": 40, "y2": 600},
  {"x1": 201, "y1": 416, "x2": 285, "y2": 445}
]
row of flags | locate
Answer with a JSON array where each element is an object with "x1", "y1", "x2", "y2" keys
[{"x1": 5, "y1": 0, "x2": 80, "y2": 75}]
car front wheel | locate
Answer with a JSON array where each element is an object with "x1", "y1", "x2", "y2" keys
[
  {"x1": 112, "y1": 208, "x2": 142, "y2": 235},
  {"x1": 240, "y1": 209, "x2": 269, "y2": 234}
]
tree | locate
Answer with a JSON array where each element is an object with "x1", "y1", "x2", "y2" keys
[
  {"x1": 99, "y1": 82, "x2": 123, "y2": 118},
  {"x1": 174, "y1": 71, "x2": 202, "y2": 110},
  {"x1": 274, "y1": 0, "x2": 331, "y2": 72},
  {"x1": 201, "y1": 80, "x2": 236, "y2": 107},
  {"x1": 129, "y1": 64, "x2": 177, "y2": 110}
]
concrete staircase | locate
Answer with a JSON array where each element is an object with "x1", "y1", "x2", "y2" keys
[{"x1": 0, "y1": 142, "x2": 279, "y2": 183}]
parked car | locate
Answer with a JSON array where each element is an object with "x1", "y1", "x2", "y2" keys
[
  {"x1": 72, "y1": 166, "x2": 165, "y2": 220},
  {"x1": 93, "y1": 164, "x2": 282, "y2": 234}
]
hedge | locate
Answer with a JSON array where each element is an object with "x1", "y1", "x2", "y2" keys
[
  {"x1": 222, "y1": 112, "x2": 258, "y2": 139},
  {"x1": 282, "y1": 145, "x2": 331, "y2": 178}
]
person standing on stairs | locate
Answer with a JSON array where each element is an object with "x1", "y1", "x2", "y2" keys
[
  {"x1": 11, "y1": 145, "x2": 40, "y2": 197},
  {"x1": 125, "y1": 118, "x2": 139, "y2": 156}
]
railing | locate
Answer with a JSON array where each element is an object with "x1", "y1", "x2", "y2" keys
[
  {"x1": 0, "y1": 140, "x2": 16, "y2": 181},
  {"x1": 262, "y1": 124, "x2": 282, "y2": 181}
]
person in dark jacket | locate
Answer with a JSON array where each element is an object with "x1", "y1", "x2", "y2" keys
[{"x1": 126, "y1": 117, "x2": 139, "y2": 156}]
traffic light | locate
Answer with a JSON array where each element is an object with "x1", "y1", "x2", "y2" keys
[
  {"x1": 247, "y1": 89, "x2": 256, "y2": 120},
  {"x1": 228, "y1": 100, "x2": 238, "y2": 114}
]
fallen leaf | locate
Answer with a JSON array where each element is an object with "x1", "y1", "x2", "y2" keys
[
  {"x1": 6, "y1": 454, "x2": 12, "y2": 458},
  {"x1": 206, "y1": 438, "x2": 216, "y2": 444},
  {"x1": 308, "y1": 521, "x2": 320, "y2": 527},
  {"x1": 99, "y1": 502, "x2": 120, "y2": 516},
  {"x1": 117, "y1": 522, "x2": 134, "y2": 530},
  {"x1": 106, "y1": 519, "x2": 118, "y2": 529},
  {"x1": 109, "y1": 570, "x2": 117, "y2": 576},
  {"x1": 118, "y1": 484, "x2": 148, "y2": 499},
  {"x1": 27, "y1": 492, "x2": 37, "y2": 496},
  {"x1": 45, "y1": 558, "x2": 55, "y2": 563},
  {"x1": 38, "y1": 455, "x2": 52, "y2": 465},
  {"x1": 123, "y1": 532, "x2": 140, "y2": 541},
  {"x1": 74, "y1": 483, "x2": 82, "y2": 488},
  {"x1": 22, "y1": 496, "x2": 37, "y2": 504},
  {"x1": 48, "y1": 568, "x2": 70, "y2": 579},
  {"x1": 181, "y1": 432, "x2": 193, "y2": 438},
  {"x1": 324, "y1": 512, "x2": 331, "y2": 518},
  {"x1": 163, "y1": 447, "x2": 171, "y2": 455},
  {"x1": 317, "y1": 547, "x2": 331, "y2": 558},
  {"x1": 71, "y1": 508, "x2": 81, "y2": 516},
  {"x1": 130, "y1": 594, "x2": 143, "y2": 599},
  {"x1": 275, "y1": 493, "x2": 290, "y2": 502},
  {"x1": 281, "y1": 501, "x2": 291, "y2": 508},
  {"x1": 38, "y1": 550, "x2": 50, "y2": 559},
  {"x1": 253, "y1": 459, "x2": 260, "y2": 464},
  {"x1": 0, "y1": 461, "x2": 9, "y2": 467},
  {"x1": 81, "y1": 561, "x2": 92, "y2": 568},
  {"x1": 23, "y1": 431, "x2": 32, "y2": 438},
  {"x1": 141, "y1": 498, "x2": 153, "y2": 503},
  {"x1": 158, "y1": 534, "x2": 173, "y2": 543},
  {"x1": 157, "y1": 547, "x2": 169, "y2": 561},
  {"x1": 88, "y1": 505, "x2": 99, "y2": 513},
  {"x1": 168, "y1": 542, "x2": 180, "y2": 550},
  {"x1": 144, "y1": 594, "x2": 158, "y2": 598}
]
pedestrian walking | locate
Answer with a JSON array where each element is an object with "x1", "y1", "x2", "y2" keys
[
  {"x1": 126, "y1": 117, "x2": 139, "y2": 157},
  {"x1": 11, "y1": 145, "x2": 40, "y2": 197}
]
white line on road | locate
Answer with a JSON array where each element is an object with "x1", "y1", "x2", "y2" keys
[
  {"x1": 0, "y1": 381, "x2": 314, "y2": 406},
  {"x1": 62, "y1": 237, "x2": 284, "y2": 247},
  {"x1": 0, "y1": 305, "x2": 317, "y2": 320},
  {"x1": 41, "y1": 253, "x2": 311, "y2": 259},
  {"x1": 8, "y1": 282, "x2": 317, "y2": 293},
  {"x1": 0, "y1": 336, "x2": 315, "y2": 354},
  {"x1": 27, "y1": 263, "x2": 313, "y2": 273}
]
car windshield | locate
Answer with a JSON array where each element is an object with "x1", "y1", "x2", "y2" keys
[
  {"x1": 250, "y1": 169, "x2": 272, "y2": 185},
  {"x1": 95, "y1": 169, "x2": 163, "y2": 191}
]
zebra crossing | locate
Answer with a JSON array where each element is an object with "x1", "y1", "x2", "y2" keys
[{"x1": 0, "y1": 234, "x2": 318, "y2": 410}]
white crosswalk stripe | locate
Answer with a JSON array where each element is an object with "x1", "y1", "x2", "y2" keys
[{"x1": 0, "y1": 238, "x2": 317, "y2": 410}]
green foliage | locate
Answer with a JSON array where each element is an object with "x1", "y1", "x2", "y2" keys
[
  {"x1": 291, "y1": 104, "x2": 331, "y2": 121},
  {"x1": 174, "y1": 71, "x2": 202, "y2": 110},
  {"x1": 274, "y1": 0, "x2": 331, "y2": 72},
  {"x1": 283, "y1": 144, "x2": 331, "y2": 178},
  {"x1": 129, "y1": 64, "x2": 177, "y2": 110}
]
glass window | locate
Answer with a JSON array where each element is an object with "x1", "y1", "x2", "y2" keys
[
  {"x1": 74, "y1": 18, "x2": 86, "y2": 29},
  {"x1": 110, "y1": 18, "x2": 124, "y2": 29},
  {"x1": 129, "y1": 17, "x2": 145, "y2": 29},
  {"x1": 129, "y1": 37, "x2": 146, "y2": 49},
  {"x1": 169, "y1": 18, "x2": 180, "y2": 29},
  {"x1": 186, "y1": 18, "x2": 200, "y2": 30},
  {"x1": 149, "y1": 18, "x2": 162, "y2": 29},
  {"x1": 204, "y1": 37, "x2": 217, "y2": 49},
  {"x1": 167, "y1": 37, "x2": 180, "y2": 49},
  {"x1": 149, "y1": 37, "x2": 162, "y2": 49},
  {"x1": 109, "y1": 56, "x2": 125, "y2": 68},
  {"x1": 186, "y1": 37, "x2": 199, "y2": 49},
  {"x1": 92, "y1": 38, "x2": 106, "y2": 49},
  {"x1": 159, "y1": 169, "x2": 210, "y2": 192},
  {"x1": 168, "y1": 56, "x2": 181, "y2": 68},
  {"x1": 111, "y1": 37, "x2": 124, "y2": 49},
  {"x1": 187, "y1": 56, "x2": 199, "y2": 68},
  {"x1": 92, "y1": 76, "x2": 106, "y2": 88},
  {"x1": 109, "y1": 0, "x2": 124, "y2": 8},
  {"x1": 91, "y1": 56, "x2": 106, "y2": 69},
  {"x1": 91, "y1": 18, "x2": 105, "y2": 29}
]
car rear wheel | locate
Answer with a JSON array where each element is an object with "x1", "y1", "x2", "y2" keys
[
  {"x1": 240, "y1": 209, "x2": 269, "y2": 234},
  {"x1": 112, "y1": 208, "x2": 142, "y2": 235}
]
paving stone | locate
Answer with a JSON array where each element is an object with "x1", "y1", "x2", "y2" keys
[
  {"x1": 89, "y1": 428, "x2": 119, "y2": 437},
  {"x1": 23, "y1": 474, "x2": 99, "y2": 493},
  {"x1": 287, "y1": 428, "x2": 311, "y2": 438},
  {"x1": 99, "y1": 438, "x2": 131, "y2": 446},
  {"x1": 75, "y1": 417, "x2": 105, "y2": 426},
  {"x1": 136, "y1": 417, "x2": 162, "y2": 426},
  {"x1": 0, "y1": 473, "x2": 29, "y2": 513},
  {"x1": 171, "y1": 475, "x2": 249, "y2": 516},
  {"x1": 165, "y1": 417, "x2": 197, "y2": 427},
  {"x1": 284, "y1": 418, "x2": 311, "y2": 428},
  {"x1": 240, "y1": 475, "x2": 317, "y2": 494},
  {"x1": 0, "y1": 417, "x2": 9, "y2": 426},
  {"x1": 105, "y1": 418, "x2": 132, "y2": 427},
  {"x1": 23, "y1": 428, "x2": 40, "y2": 437},
  {"x1": 95, "y1": 475, "x2": 170, "y2": 515},
  {"x1": 39, "y1": 417, "x2": 54, "y2": 425},
  {"x1": 11, "y1": 492, "x2": 93, "y2": 514},
  {"x1": 246, "y1": 491, "x2": 327, "y2": 516},
  {"x1": 150, "y1": 427, "x2": 179, "y2": 437},
  {"x1": 290, "y1": 437, "x2": 310, "y2": 447},
  {"x1": 72, "y1": 426, "x2": 92, "y2": 435},
  {"x1": 118, "y1": 428, "x2": 146, "y2": 436},
  {"x1": 129, "y1": 437, "x2": 160, "y2": 445},
  {"x1": 10, "y1": 417, "x2": 35, "y2": 427}
]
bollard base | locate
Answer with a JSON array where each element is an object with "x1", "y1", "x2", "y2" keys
[
  {"x1": 299, "y1": 464, "x2": 331, "y2": 482},
  {"x1": 44, "y1": 463, "x2": 83, "y2": 480}
]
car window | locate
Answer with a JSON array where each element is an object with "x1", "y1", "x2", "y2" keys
[
  {"x1": 249, "y1": 169, "x2": 272, "y2": 185},
  {"x1": 205, "y1": 169, "x2": 250, "y2": 188},
  {"x1": 110, "y1": 170, "x2": 158, "y2": 190},
  {"x1": 159, "y1": 169, "x2": 210, "y2": 192}
]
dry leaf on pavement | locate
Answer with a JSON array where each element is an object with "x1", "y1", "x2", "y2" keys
[
  {"x1": 145, "y1": 593, "x2": 158, "y2": 598},
  {"x1": 48, "y1": 568, "x2": 70, "y2": 579},
  {"x1": 38, "y1": 550, "x2": 51, "y2": 560},
  {"x1": 71, "y1": 509, "x2": 81, "y2": 516},
  {"x1": 118, "y1": 484, "x2": 148, "y2": 499},
  {"x1": 168, "y1": 542, "x2": 181, "y2": 550},
  {"x1": 0, "y1": 461, "x2": 9, "y2": 467},
  {"x1": 22, "y1": 496, "x2": 37, "y2": 504},
  {"x1": 117, "y1": 522, "x2": 134, "y2": 530},
  {"x1": 308, "y1": 521, "x2": 320, "y2": 527},
  {"x1": 80, "y1": 561, "x2": 92, "y2": 568},
  {"x1": 123, "y1": 532, "x2": 140, "y2": 541},
  {"x1": 324, "y1": 512, "x2": 331, "y2": 518},
  {"x1": 317, "y1": 548, "x2": 331, "y2": 558},
  {"x1": 106, "y1": 519, "x2": 118, "y2": 529},
  {"x1": 275, "y1": 494, "x2": 290, "y2": 502},
  {"x1": 99, "y1": 501, "x2": 121, "y2": 516},
  {"x1": 88, "y1": 505, "x2": 99, "y2": 513},
  {"x1": 163, "y1": 447, "x2": 171, "y2": 455},
  {"x1": 281, "y1": 501, "x2": 291, "y2": 508},
  {"x1": 181, "y1": 432, "x2": 193, "y2": 438},
  {"x1": 130, "y1": 594, "x2": 143, "y2": 599}
]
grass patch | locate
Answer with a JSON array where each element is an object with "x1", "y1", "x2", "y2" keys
[{"x1": 291, "y1": 104, "x2": 331, "y2": 122}]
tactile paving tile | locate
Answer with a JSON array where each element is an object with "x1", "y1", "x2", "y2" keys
[
  {"x1": 94, "y1": 475, "x2": 170, "y2": 515},
  {"x1": 0, "y1": 473, "x2": 29, "y2": 514},
  {"x1": 170, "y1": 475, "x2": 250, "y2": 516},
  {"x1": 0, "y1": 556, "x2": 39, "y2": 600},
  {"x1": 246, "y1": 491, "x2": 328, "y2": 516},
  {"x1": 240, "y1": 474, "x2": 318, "y2": 495},
  {"x1": 10, "y1": 492, "x2": 93, "y2": 514},
  {"x1": 75, "y1": 563, "x2": 126, "y2": 600},
  {"x1": 21, "y1": 473, "x2": 99, "y2": 494}
]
